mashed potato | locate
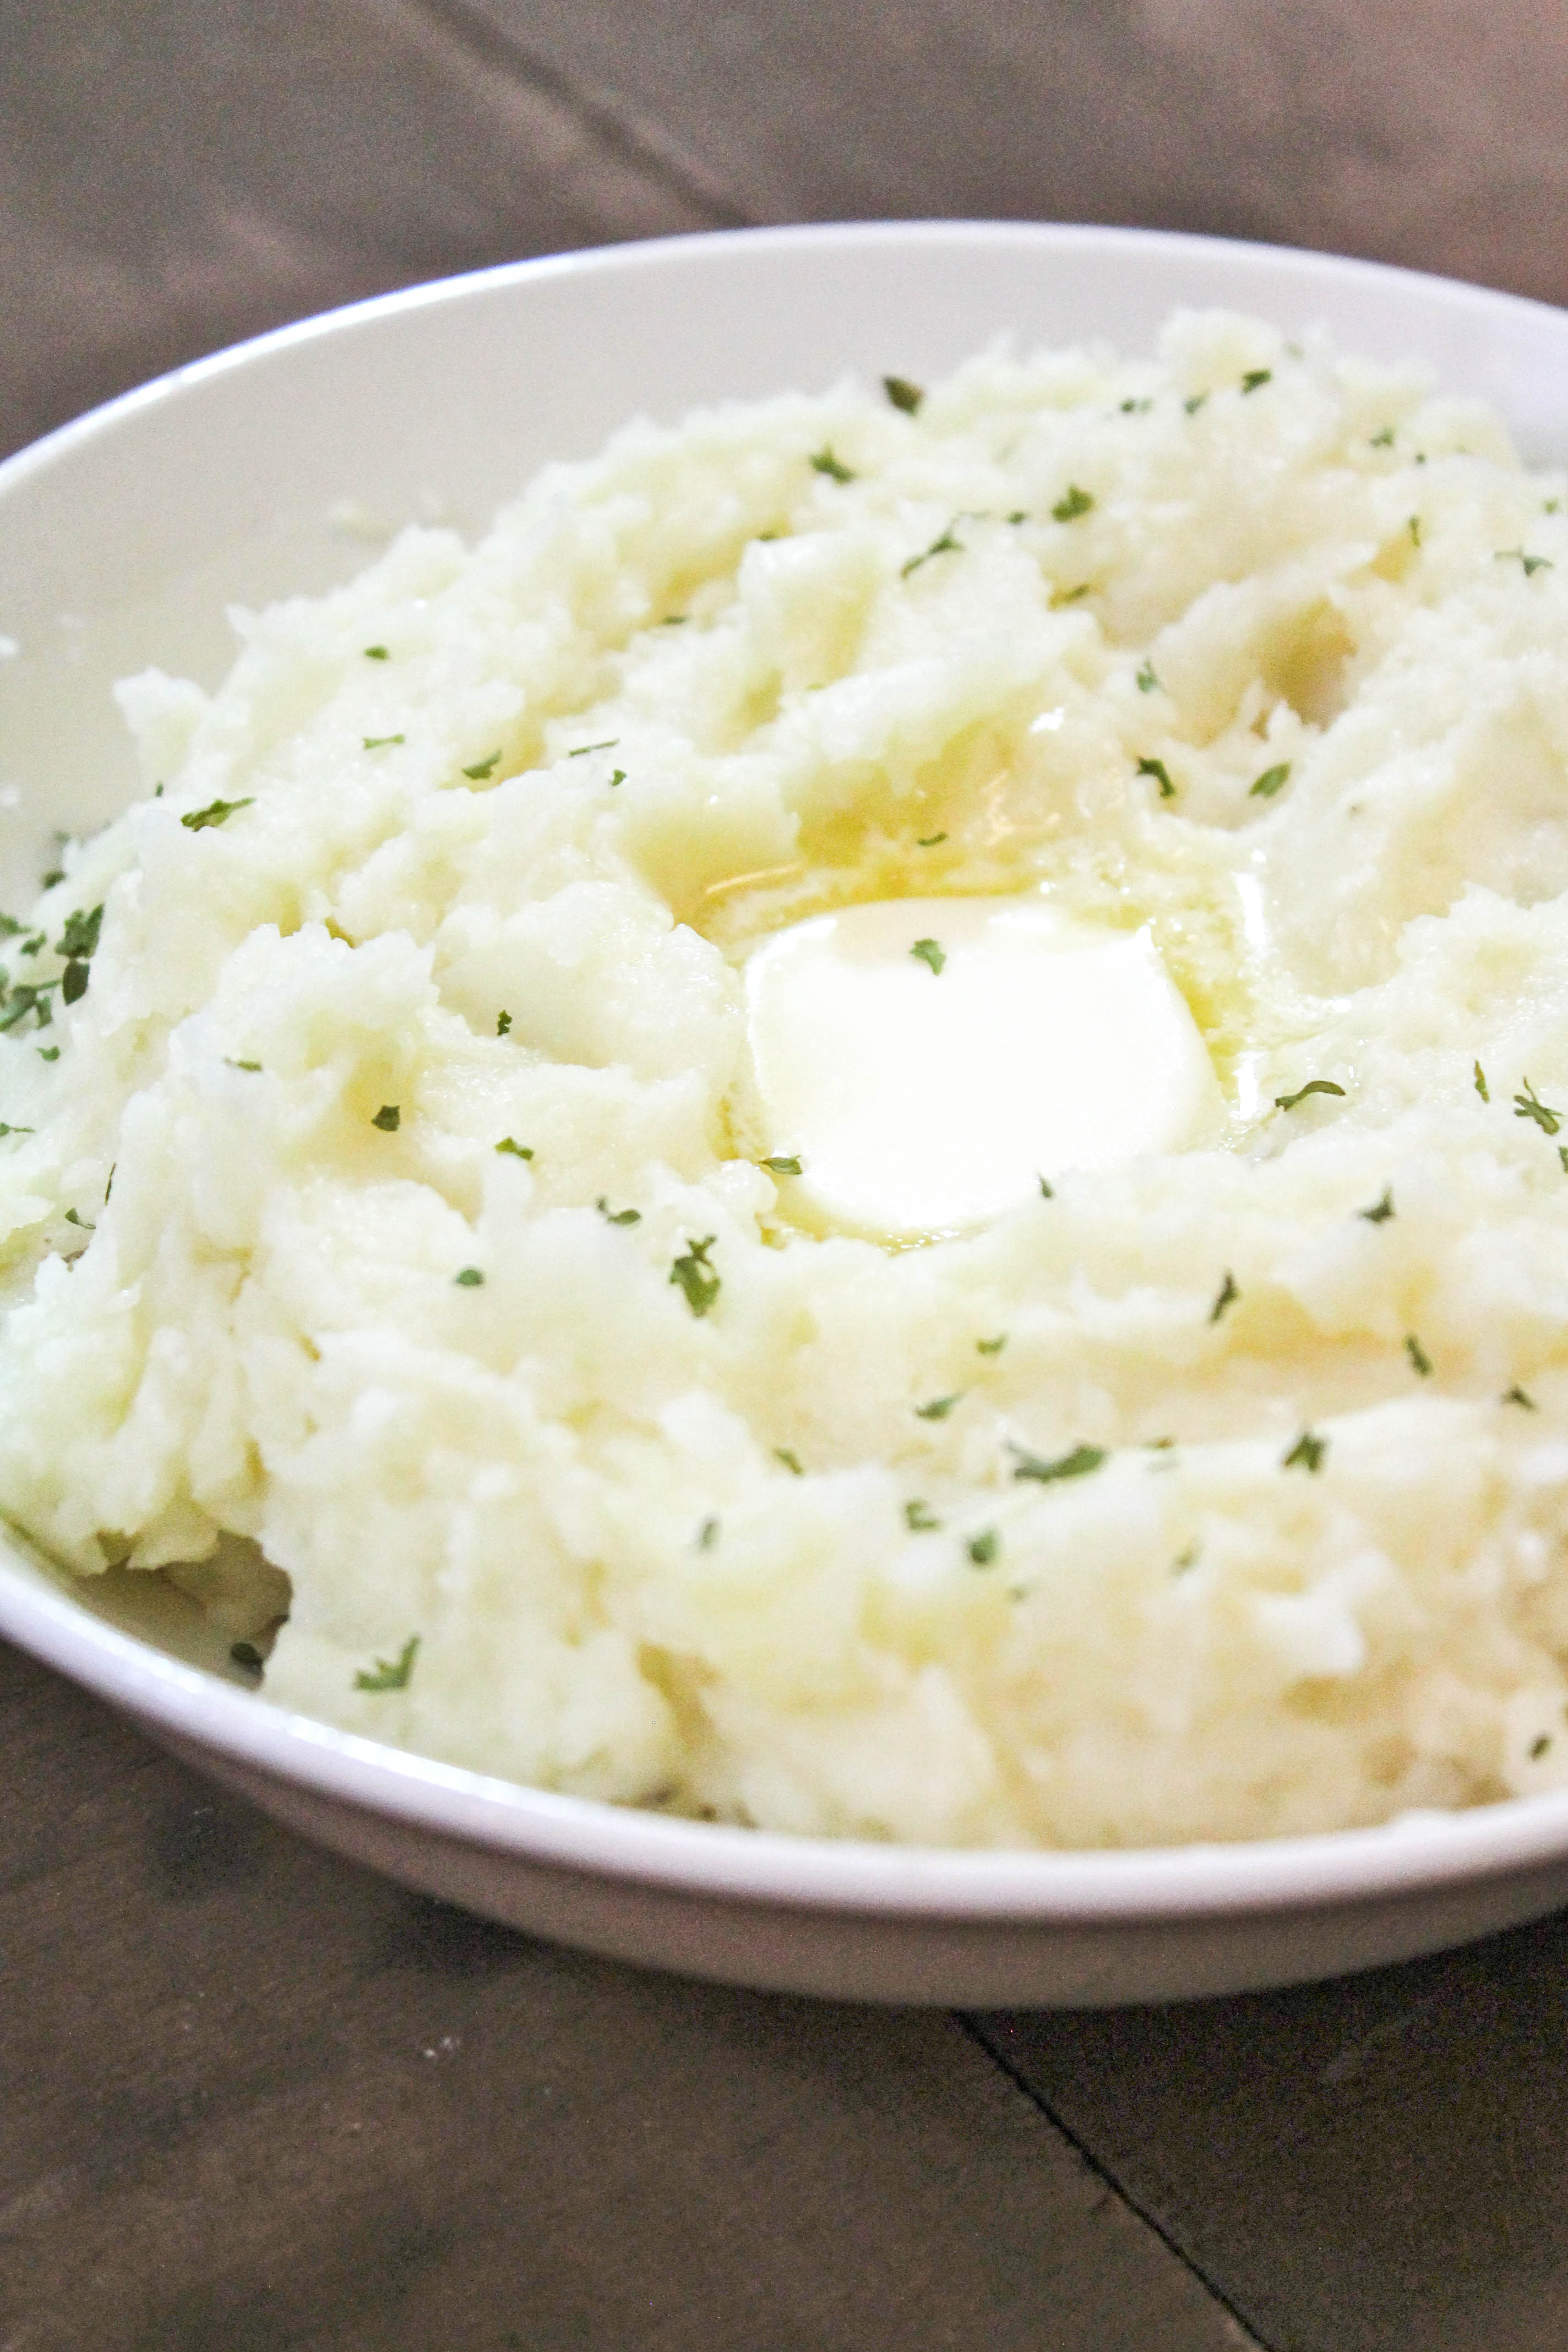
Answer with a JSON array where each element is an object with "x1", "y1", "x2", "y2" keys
[{"x1": 4, "y1": 308, "x2": 1568, "y2": 1847}]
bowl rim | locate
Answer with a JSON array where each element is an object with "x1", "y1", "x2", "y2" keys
[{"x1": 7, "y1": 215, "x2": 1568, "y2": 1929}]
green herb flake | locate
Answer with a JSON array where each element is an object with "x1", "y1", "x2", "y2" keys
[
  {"x1": 54, "y1": 905, "x2": 102, "y2": 963},
  {"x1": 371, "y1": 1104, "x2": 401, "y2": 1132},
  {"x1": 596, "y1": 1197, "x2": 641, "y2": 1226},
  {"x1": 760, "y1": 1155, "x2": 802, "y2": 1175},
  {"x1": 1504, "y1": 1384, "x2": 1538, "y2": 1409},
  {"x1": 1405, "y1": 1332, "x2": 1434, "y2": 1378},
  {"x1": 916, "y1": 831, "x2": 949, "y2": 847},
  {"x1": 1498, "y1": 547, "x2": 1553, "y2": 577},
  {"x1": 495, "y1": 1137, "x2": 533, "y2": 1159},
  {"x1": 774, "y1": 1446, "x2": 804, "y2": 1476},
  {"x1": 36, "y1": 1046, "x2": 59, "y2": 1062},
  {"x1": 608, "y1": 770, "x2": 626, "y2": 788},
  {"x1": 181, "y1": 796, "x2": 255, "y2": 832},
  {"x1": 883, "y1": 376, "x2": 924, "y2": 415},
  {"x1": 1408, "y1": 515, "x2": 1423, "y2": 547},
  {"x1": 59, "y1": 961, "x2": 89, "y2": 1006},
  {"x1": 1209, "y1": 1270, "x2": 1239, "y2": 1324},
  {"x1": 1370, "y1": 426, "x2": 1396, "y2": 448},
  {"x1": 911, "y1": 937, "x2": 946, "y2": 976},
  {"x1": 353, "y1": 1634, "x2": 420, "y2": 1692},
  {"x1": 1474, "y1": 1059, "x2": 1490, "y2": 1101},
  {"x1": 915, "y1": 1393, "x2": 961, "y2": 1422},
  {"x1": 1051, "y1": 484, "x2": 1094, "y2": 523},
  {"x1": 568, "y1": 739, "x2": 618, "y2": 758},
  {"x1": 496, "y1": 1010, "x2": 511, "y2": 1037},
  {"x1": 1275, "y1": 1079, "x2": 1346, "y2": 1112},
  {"x1": 1009, "y1": 1440, "x2": 1106, "y2": 1484},
  {"x1": 1514, "y1": 1079, "x2": 1563, "y2": 1135},
  {"x1": 660, "y1": 615, "x2": 689, "y2": 627},
  {"x1": 63, "y1": 1207, "x2": 91, "y2": 1227},
  {"x1": 976, "y1": 1334, "x2": 1008, "y2": 1357},
  {"x1": 1135, "y1": 660, "x2": 1160, "y2": 694},
  {"x1": 1531, "y1": 1733, "x2": 1552, "y2": 1760},
  {"x1": 1038, "y1": 1174, "x2": 1054, "y2": 1198},
  {"x1": 1359, "y1": 1186, "x2": 1395, "y2": 1224},
  {"x1": 0, "y1": 1121, "x2": 32, "y2": 1139},
  {"x1": 810, "y1": 447, "x2": 856, "y2": 483},
  {"x1": 230, "y1": 1640, "x2": 264, "y2": 1672},
  {"x1": 364, "y1": 645, "x2": 389, "y2": 660},
  {"x1": 1172, "y1": 1544, "x2": 1200, "y2": 1575},
  {"x1": 1184, "y1": 392, "x2": 1209, "y2": 415},
  {"x1": 1136, "y1": 755, "x2": 1176, "y2": 799},
  {"x1": 697, "y1": 1517, "x2": 720, "y2": 1551},
  {"x1": 1282, "y1": 1428, "x2": 1327, "y2": 1473},
  {"x1": 462, "y1": 750, "x2": 502, "y2": 781},
  {"x1": 1120, "y1": 397, "x2": 1153, "y2": 415},
  {"x1": 905, "y1": 1500, "x2": 941, "y2": 1531},
  {"x1": 361, "y1": 734, "x2": 405, "y2": 750},
  {"x1": 1249, "y1": 761, "x2": 1292, "y2": 800},
  {"x1": 454, "y1": 1266, "x2": 484, "y2": 1287},
  {"x1": 226, "y1": 1058, "x2": 262, "y2": 1073},
  {"x1": 967, "y1": 1528, "x2": 999, "y2": 1567},
  {"x1": 671, "y1": 1234, "x2": 720, "y2": 1317},
  {"x1": 1006, "y1": 510, "x2": 1028, "y2": 524},
  {"x1": 40, "y1": 870, "x2": 64, "y2": 890},
  {"x1": 0, "y1": 916, "x2": 19, "y2": 938},
  {"x1": 1560, "y1": 1146, "x2": 1568, "y2": 1177},
  {"x1": 902, "y1": 527, "x2": 963, "y2": 578}
]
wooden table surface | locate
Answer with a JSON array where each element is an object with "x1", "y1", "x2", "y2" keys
[{"x1": 6, "y1": 8, "x2": 1568, "y2": 2346}]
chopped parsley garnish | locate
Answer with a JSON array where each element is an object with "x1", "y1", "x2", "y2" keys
[
  {"x1": 916, "y1": 832, "x2": 949, "y2": 847},
  {"x1": 364, "y1": 645, "x2": 389, "y2": 660},
  {"x1": 596, "y1": 1197, "x2": 641, "y2": 1226},
  {"x1": 1504, "y1": 1384, "x2": 1538, "y2": 1409},
  {"x1": 230, "y1": 1640, "x2": 264, "y2": 1671},
  {"x1": 911, "y1": 937, "x2": 946, "y2": 976},
  {"x1": 1405, "y1": 1333, "x2": 1434, "y2": 1377},
  {"x1": 1514, "y1": 1079, "x2": 1562, "y2": 1135},
  {"x1": 608, "y1": 770, "x2": 626, "y2": 787},
  {"x1": 671, "y1": 1234, "x2": 720, "y2": 1317},
  {"x1": 1120, "y1": 398, "x2": 1153, "y2": 415},
  {"x1": 774, "y1": 1446, "x2": 804, "y2": 1475},
  {"x1": 1282, "y1": 1428, "x2": 1326, "y2": 1473},
  {"x1": 1006, "y1": 510, "x2": 1028, "y2": 524},
  {"x1": 0, "y1": 1121, "x2": 33, "y2": 1139},
  {"x1": 1275, "y1": 1079, "x2": 1345, "y2": 1112},
  {"x1": 55, "y1": 905, "x2": 102, "y2": 962},
  {"x1": 810, "y1": 447, "x2": 855, "y2": 483},
  {"x1": 1408, "y1": 515, "x2": 1423, "y2": 547},
  {"x1": 1560, "y1": 1146, "x2": 1568, "y2": 1176},
  {"x1": 1184, "y1": 392, "x2": 1208, "y2": 415},
  {"x1": 1359, "y1": 1186, "x2": 1395, "y2": 1224},
  {"x1": 60, "y1": 961, "x2": 90, "y2": 1006},
  {"x1": 1531, "y1": 1734, "x2": 1551, "y2": 1760},
  {"x1": 36, "y1": 1046, "x2": 59, "y2": 1061},
  {"x1": 40, "y1": 869, "x2": 64, "y2": 889},
  {"x1": 361, "y1": 734, "x2": 405, "y2": 749},
  {"x1": 1370, "y1": 426, "x2": 1396, "y2": 448},
  {"x1": 967, "y1": 1528, "x2": 999, "y2": 1566},
  {"x1": 181, "y1": 796, "x2": 254, "y2": 831},
  {"x1": 1009, "y1": 1440, "x2": 1106, "y2": 1484},
  {"x1": 1240, "y1": 369, "x2": 1273, "y2": 394},
  {"x1": 495, "y1": 1137, "x2": 533, "y2": 1159},
  {"x1": 760, "y1": 1155, "x2": 802, "y2": 1175},
  {"x1": 454, "y1": 1267, "x2": 484, "y2": 1286},
  {"x1": 1136, "y1": 755, "x2": 1175, "y2": 799},
  {"x1": 697, "y1": 1517, "x2": 720, "y2": 1551},
  {"x1": 976, "y1": 1334, "x2": 1008, "y2": 1356},
  {"x1": 1497, "y1": 548, "x2": 1553, "y2": 577},
  {"x1": 902, "y1": 526, "x2": 962, "y2": 578},
  {"x1": 905, "y1": 1500, "x2": 941, "y2": 1531},
  {"x1": 568, "y1": 739, "x2": 618, "y2": 757},
  {"x1": 63, "y1": 1206, "x2": 90, "y2": 1226},
  {"x1": 1249, "y1": 761, "x2": 1292, "y2": 799},
  {"x1": 462, "y1": 750, "x2": 502, "y2": 780},
  {"x1": 1038, "y1": 1174, "x2": 1054, "y2": 1198},
  {"x1": 1135, "y1": 660, "x2": 1160, "y2": 694},
  {"x1": 371, "y1": 1104, "x2": 401, "y2": 1131},
  {"x1": 353, "y1": 1634, "x2": 419, "y2": 1692},
  {"x1": 0, "y1": 916, "x2": 19, "y2": 938},
  {"x1": 1051, "y1": 484, "x2": 1094, "y2": 522},
  {"x1": 1053, "y1": 583, "x2": 1091, "y2": 606},
  {"x1": 226, "y1": 1058, "x2": 262, "y2": 1073},
  {"x1": 1474, "y1": 1060, "x2": 1490, "y2": 1101},
  {"x1": 1209, "y1": 1270, "x2": 1239, "y2": 1324},
  {"x1": 915, "y1": 1393, "x2": 961, "y2": 1421},
  {"x1": 660, "y1": 614, "x2": 688, "y2": 626},
  {"x1": 0, "y1": 983, "x2": 59, "y2": 1034},
  {"x1": 496, "y1": 1010, "x2": 511, "y2": 1037},
  {"x1": 883, "y1": 376, "x2": 924, "y2": 415}
]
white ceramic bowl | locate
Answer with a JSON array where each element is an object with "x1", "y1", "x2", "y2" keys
[{"x1": 7, "y1": 221, "x2": 1568, "y2": 2008}]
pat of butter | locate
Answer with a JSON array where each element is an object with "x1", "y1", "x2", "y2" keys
[{"x1": 743, "y1": 896, "x2": 1222, "y2": 1239}]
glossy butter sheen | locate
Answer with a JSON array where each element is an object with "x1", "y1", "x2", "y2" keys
[{"x1": 742, "y1": 896, "x2": 1224, "y2": 1239}]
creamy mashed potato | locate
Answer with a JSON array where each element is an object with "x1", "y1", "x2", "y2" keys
[{"x1": 5, "y1": 309, "x2": 1568, "y2": 1847}]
